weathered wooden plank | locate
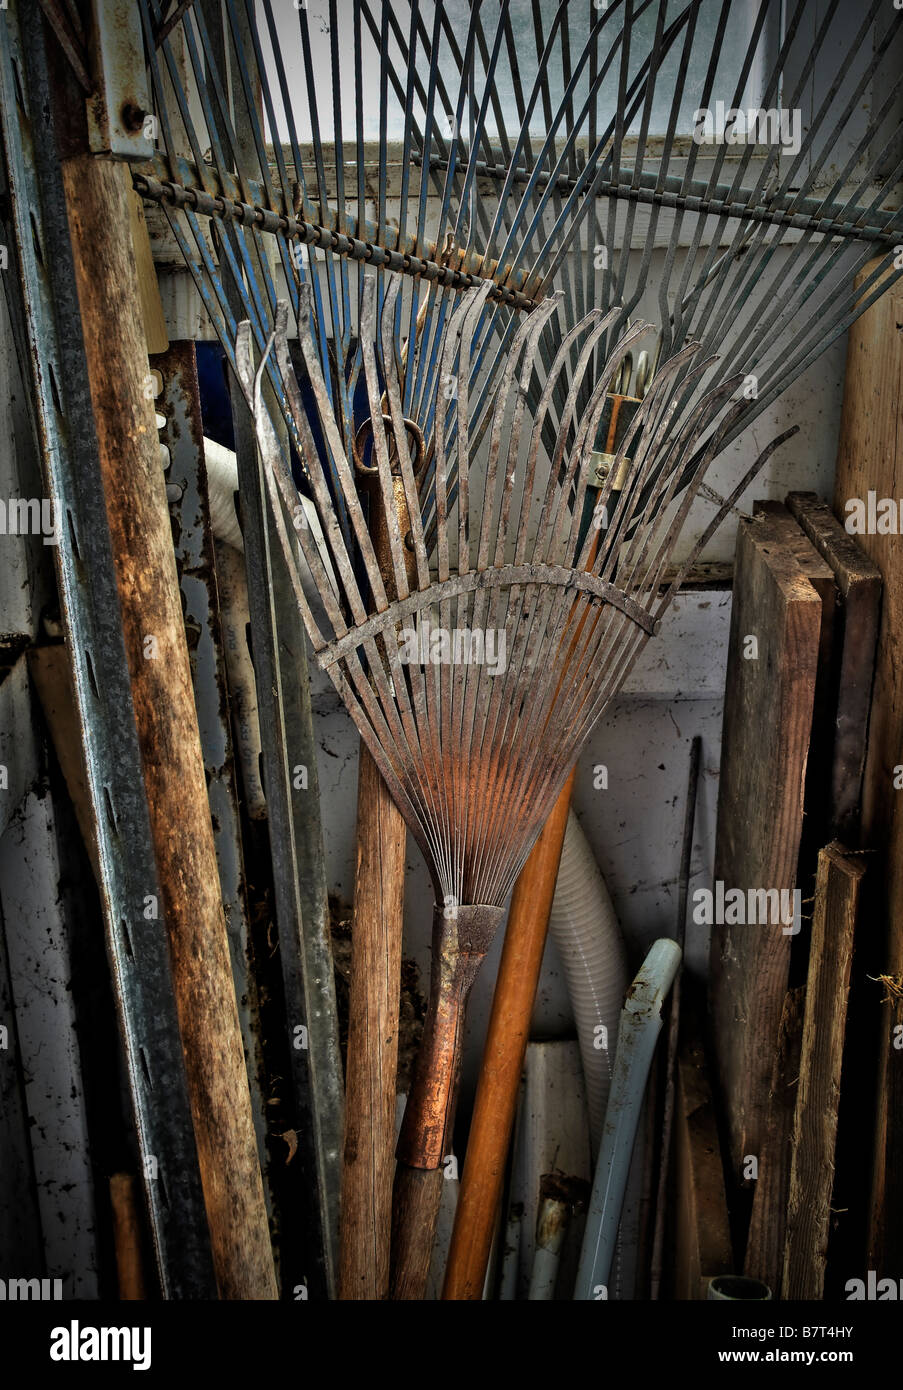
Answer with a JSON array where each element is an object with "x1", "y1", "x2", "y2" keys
[
  {"x1": 709, "y1": 510, "x2": 821, "y2": 1197},
  {"x1": 782, "y1": 844, "x2": 865, "y2": 1300},
  {"x1": 832, "y1": 261, "x2": 903, "y2": 1273},
  {"x1": 752, "y1": 502, "x2": 837, "y2": 897},
  {"x1": 743, "y1": 986, "x2": 805, "y2": 1293},
  {"x1": 785, "y1": 492, "x2": 881, "y2": 845},
  {"x1": 669, "y1": 1023, "x2": 733, "y2": 1300}
]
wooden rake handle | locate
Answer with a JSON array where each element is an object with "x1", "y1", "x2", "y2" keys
[
  {"x1": 442, "y1": 769, "x2": 577, "y2": 1298},
  {"x1": 390, "y1": 903, "x2": 505, "y2": 1299}
]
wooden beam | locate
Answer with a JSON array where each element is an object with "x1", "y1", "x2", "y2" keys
[
  {"x1": 782, "y1": 844, "x2": 865, "y2": 1299},
  {"x1": 752, "y1": 501, "x2": 836, "y2": 903},
  {"x1": 669, "y1": 1023, "x2": 733, "y2": 1300},
  {"x1": 832, "y1": 261, "x2": 903, "y2": 1273},
  {"x1": 785, "y1": 492, "x2": 881, "y2": 845},
  {"x1": 709, "y1": 509, "x2": 821, "y2": 1238},
  {"x1": 61, "y1": 154, "x2": 276, "y2": 1299},
  {"x1": 743, "y1": 986, "x2": 804, "y2": 1291}
]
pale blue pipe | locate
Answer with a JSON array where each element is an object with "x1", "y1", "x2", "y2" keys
[{"x1": 573, "y1": 938, "x2": 682, "y2": 1301}]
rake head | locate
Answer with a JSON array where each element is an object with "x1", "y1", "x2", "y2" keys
[
  {"x1": 234, "y1": 266, "x2": 793, "y2": 1020},
  {"x1": 234, "y1": 268, "x2": 794, "y2": 1182},
  {"x1": 139, "y1": 0, "x2": 902, "y2": 520},
  {"x1": 236, "y1": 271, "x2": 793, "y2": 918}
]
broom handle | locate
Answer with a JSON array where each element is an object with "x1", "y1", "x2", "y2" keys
[{"x1": 442, "y1": 770, "x2": 576, "y2": 1298}]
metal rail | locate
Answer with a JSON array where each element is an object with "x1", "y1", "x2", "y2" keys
[{"x1": 0, "y1": 0, "x2": 216, "y2": 1297}]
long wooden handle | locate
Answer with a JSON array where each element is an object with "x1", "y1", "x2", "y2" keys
[
  {"x1": 389, "y1": 961, "x2": 471, "y2": 1301},
  {"x1": 62, "y1": 156, "x2": 276, "y2": 1298},
  {"x1": 442, "y1": 770, "x2": 575, "y2": 1299},
  {"x1": 340, "y1": 431, "x2": 415, "y2": 1298},
  {"x1": 390, "y1": 1166, "x2": 446, "y2": 1300},
  {"x1": 391, "y1": 904, "x2": 504, "y2": 1298},
  {"x1": 338, "y1": 747, "x2": 406, "y2": 1299},
  {"x1": 390, "y1": 959, "x2": 473, "y2": 1301}
]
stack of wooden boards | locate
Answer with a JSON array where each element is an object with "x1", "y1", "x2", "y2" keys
[
  {"x1": 708, "y1": 491, "x2": 879, "y2": 1299},
  {"x1": 692, "y1": 263, "x2": 903, "y2": 1302}
]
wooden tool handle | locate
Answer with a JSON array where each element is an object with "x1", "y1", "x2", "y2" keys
[
  {"x1": 442, "y1": 771, "x2": 576, "y2": 1299},
  {"x1": 396, "y1": 949, "x2": 479, "y2": 1172},
  {"x1": 338, "y1": 746, "x2": 406, "y2": 1299},
  {"x1": 390, "y1": 1165, "x2": 446, "y2": 1300},
  {"x1": 390, "y1": 961, "x2": 471, "y2": 1302},
  {"x1": 391, "y1": 904, "x2": 505, "y2": 1297}
]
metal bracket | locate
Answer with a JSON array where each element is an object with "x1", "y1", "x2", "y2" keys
[{"x1": 85, "y1": 0, "x2": 156, "y2": 160}]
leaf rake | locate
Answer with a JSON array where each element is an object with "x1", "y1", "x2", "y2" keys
[{"x1": 235, "y1": 268, "x2": 795, "y2": 1295}]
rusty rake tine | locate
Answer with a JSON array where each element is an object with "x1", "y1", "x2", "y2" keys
[
  {"x1": 591, "y1": 343, "x2": 705, "y2": 581},
  {"x1": 241, "y1": 325, "x2": 420, "y2": 837},
  {"x1": 434, "y1": 288, "x2": 480, "y2": 583},
  {"x1": 553, "y1": 323, "x2": 662, "y2": 567},
  {"x1": 329, "y1": 659, "x2": 447, "y2": 898},
  {"x1": 456, "y1": 280, "x2": 495, "y2": 579},
  {"x1": 463, "y1": 289, "x2": 567, "y2": 880},
  {"x1": 627, "y1": 388, "x2": 761, "y2": 610},
  {"x1": 465, "y1": 298, "x2": 578, "y2": 787},
  {"x1": 619, "y1": 375, "x2": 748, "y2": 596},
  {"x1": 511, "y1": 308, "x2": 610, "y2": 570},
  {"x1": 492, "y1": 297, "x2": 564, "y2": 568},
  {"x1": 600, "y1": 353, "x2": 726, "y2": 581},
  {"x1": 374, "y1": 281, "x2": 452, "y2": 879},
  {"x1": 428, "y1": 289, "x2": 478, "y2": 884},
  {"x1": 657, "y1": 425, "x2": 802, "y2": 618},
  {"x1": 533, "y1": 318, "x2": 651, "y2": 567},
  {"x1": 480, "y1": 294, "x2": 564, "y2": 571},
  {"x1": 235, "y1": 315, "x2": 340, "y2": 635},
  {"x1": 458, "y1": 303, "x2": 559, "y2": 865},
  {"x1": 235, "y1": 320, "x2": 327, "y2": 651},
  {"x1": 447, "y1": 287, "x2": 496, "y2": 895},
  {"x1": 271, "y1": 307, "x2": 436, "y2": 841}
]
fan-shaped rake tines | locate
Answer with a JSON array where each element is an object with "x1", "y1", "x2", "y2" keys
[{"x1": 234, "y1": 269, "x2": 797, "y2": 1295}]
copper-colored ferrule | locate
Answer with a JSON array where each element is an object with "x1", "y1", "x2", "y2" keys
[{"x1": 396, "y1": 903, "x2": 506, "y2": 1171}]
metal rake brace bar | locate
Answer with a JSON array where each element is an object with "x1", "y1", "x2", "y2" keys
[
  {"x1": 132, "y1": 156, "x2": 903, "y2": 326},
  {"x1": 418, "y1": 154, "x2": 903, "y2": 248},
  {"x1": 132, "y1": 171, "x2": 541, "y2": 312},
  {"x1": 315, "y1": 565, "x2": 660, "y2": 672}
]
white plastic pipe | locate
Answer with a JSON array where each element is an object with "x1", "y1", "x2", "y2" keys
[
  {"x1": 204, "y1": 436, "x2": 244, "y2": 550},
  {"x1": 547, "y1": 811, "x2": 629, "y2": 1153},
  {"x1": 203, "y1": 434, "x2": 336, "y2": 606},
  {"x1": 528, "y1": 1196, "x2": 570, "y2": 1300}
]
